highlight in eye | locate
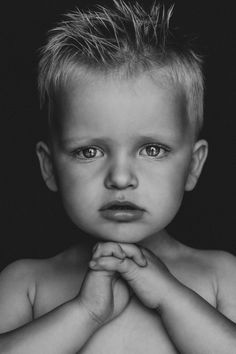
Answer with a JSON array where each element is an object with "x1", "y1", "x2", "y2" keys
[
  {"x1": 139, "y1": 144, "x2": 170, "y2": 159},
  {"x1": 72, "y1": 146, "x2": 104, "y2": 160}
]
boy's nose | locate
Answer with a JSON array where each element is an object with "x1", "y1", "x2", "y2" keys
[{"x1": 104, "y1": 159, "x2": 138, "y2": 190}]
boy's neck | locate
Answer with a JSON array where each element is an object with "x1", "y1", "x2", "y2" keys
[
  {"x1": 70, "y1": 229, "x2": 180, "y2": 262},
  {"x1": 139, "y1": 229, "x2": 181, "y2": 258}
]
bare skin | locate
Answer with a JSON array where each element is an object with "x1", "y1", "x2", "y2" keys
[
  {"x1": 1, "y1": 230, "x2": 236, "y2": 353},
  {"x1": 1, "y1": 73, "x2": 234, "y2": 353}
]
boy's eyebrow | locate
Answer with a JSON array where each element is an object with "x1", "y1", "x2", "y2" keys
[
  {"x1": 60, "y1": 137, "x2": 113, "y2": 146},
  {"x1": 60, "y1": 133, "x2": 181, "y2": 147},
  {"x1": 134, "y1": 134, "x2": 181, "y2": 144}
]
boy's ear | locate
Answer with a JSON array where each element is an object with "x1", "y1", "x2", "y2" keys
[
  {"x1": 36, "y1": 141, "x2": 58, "y2": 192},
  {"x1": 185, "y1": 139, "x2": 208, "y2": 191}
]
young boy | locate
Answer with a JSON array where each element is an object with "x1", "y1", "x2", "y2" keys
[{"x1": 0, "y1": 1, "x2": 236, "y2": 353}]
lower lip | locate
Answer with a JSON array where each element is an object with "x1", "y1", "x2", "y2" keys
[{"x1": 100, "y1": 209, "x2": 145, "y2": 222}]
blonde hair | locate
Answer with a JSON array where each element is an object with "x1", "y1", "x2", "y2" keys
[{"x1": 38, "y1": 0, "x2": 204, "y2": 136}]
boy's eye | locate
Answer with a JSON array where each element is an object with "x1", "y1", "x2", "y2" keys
[
  {"x1": 72, "y1": 146, "x2": 103, "y2": 160},
  {"x1": 139, "y1": 144, "x2": 170, "y2": 159}
]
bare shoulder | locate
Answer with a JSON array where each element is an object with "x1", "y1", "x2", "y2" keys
[
  {"x1": 190, "y1": 248, "x2": 236, "y2": 286},
  {"x1": 0, "y1": 258, "x2": 41, "y2": 300},
  {"x1": 0, "y1": 246, "x2": 83, "y2": 302},
  {"x1": 0, "y1": 258, "x2": 45, "y2": 332},
  {"x1": 0, "y1": 248, "x2": 80, "y2": 332},
  {"x1": 181, "y1": 247, "x2": 236, "y2": 322},
  {"x1": 206, "y1": 249, "x2": 236, "y2": 322},
  {"x1": 0, "y1": 254, "x2": 63, "y2": 295},
  {"x1": 184, "y1": 247, "x2": 236, "y2": 270},
  {"x1": 171, "y1": 241, "x2": 235, "y2": 273},
  {"x1": 0, "y1": 245, "x2": 89, "y2": 332}
]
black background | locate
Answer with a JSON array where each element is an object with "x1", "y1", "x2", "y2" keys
[{"x1": 1, "y1": 0, "x2": 235, "y2": 270}]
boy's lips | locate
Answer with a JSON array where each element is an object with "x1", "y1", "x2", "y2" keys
[{"x1": 99, "y1": 201, "x2": 146, "y2": 222}]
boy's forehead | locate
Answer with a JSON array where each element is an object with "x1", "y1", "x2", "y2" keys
[
  {"x1": 55, "y1": 70, "x2": 191, "y2": 141},
  {"x1": 60, "y1": 68, "x2": 181, "y2": 99}
]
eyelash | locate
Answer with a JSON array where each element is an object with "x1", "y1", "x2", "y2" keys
[
  {"x1": 139, "y1": 143, "x2": 170, "y2": 159},
  {"x1": 71, "y1": 146, "x2": 103, "y2": 160},
  {"x1": 71, "y1": 144, "x2": 171, "y2": 160}
]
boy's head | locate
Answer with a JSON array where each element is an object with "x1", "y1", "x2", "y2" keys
[
  {"x1": 36, "y1": 1, "x2": 208, "y2": 243},
  {"x1": 38, "y1": 0, "x2": 204, "y2": 140}
]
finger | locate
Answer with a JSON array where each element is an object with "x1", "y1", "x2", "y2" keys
[
  {"x1": 92, "y1": 242, "x2": 126, "y2": 260},
  {"x1": 118, "y1": 243, "x2": 147, "y2": 267},
  {"x1": 89, "y1": 256, "x2": 137, "y2": 279}
]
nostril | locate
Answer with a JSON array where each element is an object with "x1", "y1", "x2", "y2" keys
[{"x1": 104, "y1": 170, "x2": 139, "y2": 190}]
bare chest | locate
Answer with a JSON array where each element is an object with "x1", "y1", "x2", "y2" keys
[
  {"x1": 35, "y1": 289, "x2": 178, "y2": 354},
  {"x1": 33, "y1": 261, "x2": 216, "y2": 354},
  {"x1": 79, "y1": 297, "x2": 179, "y2": 354}
]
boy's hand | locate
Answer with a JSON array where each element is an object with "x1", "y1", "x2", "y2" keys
[
  {"x1": 89, "y1": 242, "x2": 176, "y2": 310},
  {"x1": 77, "y1": 243, "x2": 131, "y2": 327}
]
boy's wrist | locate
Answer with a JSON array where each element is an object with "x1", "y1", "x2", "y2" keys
[
  {"x1": 155, "y1": 274, "x2": 184, "y2": 313},
  {"x1": 70, "y1": 298, "x2": 103, "y2": 332}
]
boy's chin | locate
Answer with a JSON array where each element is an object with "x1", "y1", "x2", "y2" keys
[
  {"x1": 73, "y1": 218, "x2": 166, "y2": 244},
  {"x1": 85, "y1": 226, "x2": 156, "y2": 244}
]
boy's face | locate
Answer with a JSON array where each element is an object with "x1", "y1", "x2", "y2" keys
[{"x1": 38, "y1": 71, "x2": 207, "y2": 243}]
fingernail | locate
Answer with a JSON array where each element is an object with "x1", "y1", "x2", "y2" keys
[
  {"x1": 89, "y1": 260, "x2": 97, "y2": 267},
  {"x1": 92, "y1": 243, "x2": 99, "y2": 253},
  {"x1": 141, "y1": 258, "x2": 147, "y2": 267}
]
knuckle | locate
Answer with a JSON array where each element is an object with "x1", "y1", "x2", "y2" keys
[
  {"x1": 141, "y1": 247, "x2": 151, "y2": 257},
  {"x1": 132, "y1": 243, "x2": 140, "y2": 252},
  {"x1": 123, "y1": 264, "x2": 139, "y2": 282},
  {"x1": 119, "y1": 258, "x2": 135, "y2": 273},
  {"x1": 116, "y1": 243, "x2": 123, "y2": 251},
  {"x1": 104, "y1": 243, "x2": 117, "y2": 255},
  {"x1": 97, "y1": 242, "x2": 114, "y2": 255},
  {"x1": 98, "y1": 256, "x2": 109, "y2": 265},
  {"x1": 105, "y1": 242, "x2": 116, "y2": 250},
  {"x1": 107, "y1": 242, "x2": 122, "y2": 256}
]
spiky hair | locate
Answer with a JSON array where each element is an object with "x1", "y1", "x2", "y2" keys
[{"x1": 38, "y1": 0, "x2": 204, "y2": 136}]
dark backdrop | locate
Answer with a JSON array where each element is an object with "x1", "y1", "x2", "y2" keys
[{"x1": 1, "y1": 0, "x2": 235, "y2": 270}]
